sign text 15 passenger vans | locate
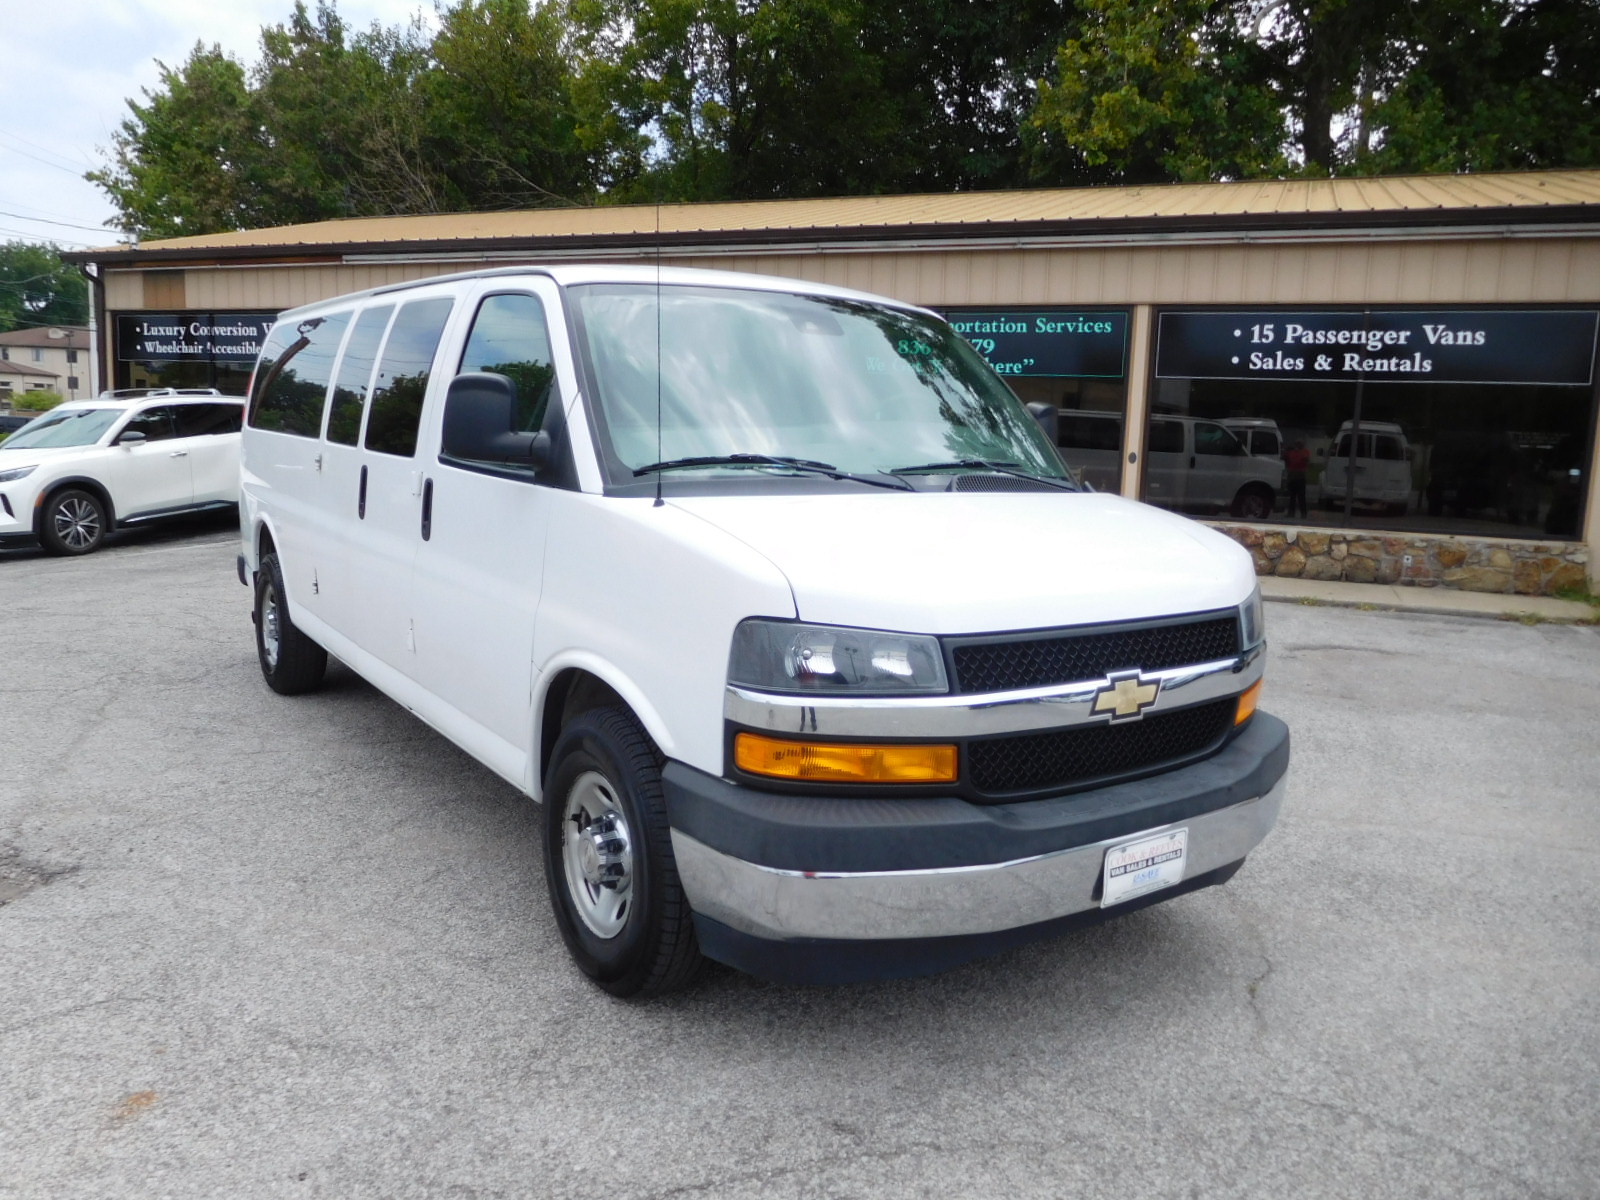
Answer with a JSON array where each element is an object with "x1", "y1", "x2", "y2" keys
[{"x1": 239, "y1": 266, "x2": 1289, "y2": 996}]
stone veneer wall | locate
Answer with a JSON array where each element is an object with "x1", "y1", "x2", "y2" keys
[{"x1": 1207, "y1": 524, "x2": 1592, "y2": 596}]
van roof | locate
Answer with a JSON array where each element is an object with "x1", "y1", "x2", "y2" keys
[
  {"x1": 273, "y1": 264, "x2": 929, "y2": 324},
  {"x1": 1335, "y1": 420, "x2": 1406, "y2": 434}
]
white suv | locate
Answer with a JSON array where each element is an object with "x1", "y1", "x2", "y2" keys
[{"x1": 0, "y1": 392, "x2": 244, "y2": 555}]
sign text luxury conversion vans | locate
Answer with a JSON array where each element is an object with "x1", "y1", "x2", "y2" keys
[{"x1": 239, "y1": 267, "x2": 1289, "y2": 996}]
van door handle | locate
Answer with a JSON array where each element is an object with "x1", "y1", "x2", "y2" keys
[
  {"x1": 1189, "y1": 455, "x2": 1196, "y2": 469},
  {"x1": 168, "y1": 450, "x2": 188, "y2": 458},
  {"x1": 420, "y1": 478, "x2": 433, "y2": 542},
  {"x1": 358, "y1": 465, "x2": 368, "y2": 519}
]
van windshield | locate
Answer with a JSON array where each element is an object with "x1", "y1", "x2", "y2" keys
[
  {"x1": 0, "y1": 407, "x2": 122, "y2": 450},
  {"x1": 569, "y1": 283, "x2": 1068, "y2": 486}
]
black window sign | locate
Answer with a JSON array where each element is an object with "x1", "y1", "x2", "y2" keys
[
  {"x1": 1157, "y1": 310, "x2": 1598, "y2": 386},
  {"x1": 117, "y1": 311, "x2": 276, "y2": 363},
  {"x1": 942, "y1": 309, "x2": 1128, "y2": 378}
]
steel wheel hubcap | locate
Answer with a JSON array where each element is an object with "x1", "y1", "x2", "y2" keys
[
  {"x1": 561, "y1": 771, "x2": 634, "y2": 939},
  {"x1": 55, "y1": 497, "x2": 100, "y2": 549},
  {"x1": 260, "y1": 585, "x2": 281, "y2": 669}
]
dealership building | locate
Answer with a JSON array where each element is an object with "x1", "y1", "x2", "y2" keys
[{"x1": 67, "y1": 169, "x2": 1600, "y2": 594}]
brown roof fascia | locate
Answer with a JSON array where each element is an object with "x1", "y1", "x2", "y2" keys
[{"x1": 63, "y1": 203, "x2": 1600, "y2": 270}]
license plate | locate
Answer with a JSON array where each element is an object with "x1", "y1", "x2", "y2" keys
[{"x1": 1101, "y1": 828, "x2": 1188, "y2": 908}]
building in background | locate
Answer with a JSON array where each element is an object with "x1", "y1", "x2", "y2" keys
[
  {"x1": 65, "y1": 171, "x2": 1600, "y2": 594},
  {"x1": 0, "y1": 325, "x2": 92, "y2": 405}
]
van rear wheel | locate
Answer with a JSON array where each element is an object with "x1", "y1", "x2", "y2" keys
[
  {"x1": 543, "y1": 706, "x2": 702, "y2": 997},
  {"x1": 254, "y1": 552, "x2": 327, "y2": 694}
]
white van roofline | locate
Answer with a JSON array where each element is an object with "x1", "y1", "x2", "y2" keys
[{"x1": 272, "y1": 263, "x2": 934, "y2": 324}]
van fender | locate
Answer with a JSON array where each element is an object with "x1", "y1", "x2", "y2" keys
[{"x1": 527, "y1": 649, "x2": 676, "y2": 802}]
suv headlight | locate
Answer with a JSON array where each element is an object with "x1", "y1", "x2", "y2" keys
[
  {"x1": 1240, "y1": 585, "x2": 1264, "y2": 650},
  {"x1": 729, "y1": 619, "x2": 949, "y2": 695},
  {"x1": 0, "y1": 465, "x2": 36, "y2": 484}
]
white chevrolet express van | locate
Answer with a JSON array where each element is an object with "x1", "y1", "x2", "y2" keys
[{"x1": 239, "y1": 266, "x2": 1289, "y2": 996}]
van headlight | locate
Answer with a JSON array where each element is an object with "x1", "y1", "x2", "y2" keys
[
  {"x1": 729, "y1": 619, "x2": 949, "y2": 695},
  {"x1": 0, "y1": 465, "x2": 36, "y2": 483},
  {"x1": 1240, "y1": 585, "x2": 1265, "y2": 649}
]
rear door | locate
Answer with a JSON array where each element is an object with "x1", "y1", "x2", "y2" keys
[
  {"x1": 106, "y1": 404, "x2": 192, "y2": 518},
  {"x1": 346, "y1": 295, "x2": 457, "y2": 674},
  {"x1": 244, "y1": 311, "x2": 353, "y2": 608},
  {"x1": 309, "y1": 304, "x2": 393, "y2": 636},
  {"x1": 174, "y1": 402, "x2": 244, "y2": 504}
]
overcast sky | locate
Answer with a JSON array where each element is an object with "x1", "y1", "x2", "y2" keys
[{"x1": 1, "y1": 0, "x2": 438, "y2": 249}]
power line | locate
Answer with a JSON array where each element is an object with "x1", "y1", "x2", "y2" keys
[
  {"x1": 0, "y1": 129, "x2": 94, "y2": 175},
  {"x1": 0, "y1": 210, "x2": 114, "y2": 235}
]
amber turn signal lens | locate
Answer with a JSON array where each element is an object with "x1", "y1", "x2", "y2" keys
[
  {"x1": 1235, "y1": 680, "x2": 1263, "y2": 725},
  {"x1": 734, "y1": 733, "x2": 958, "y2": 783}
]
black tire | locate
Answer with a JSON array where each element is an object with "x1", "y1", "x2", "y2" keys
[
  {"x1": 40, "y1": 488, "x2": 106, "y2": 556},
  {"x1": 1231, "y1": 485, "x2": 1274, "y2": 521},
  {"x1": 543, "y1": 706, "x2": 702, "y2": 997},
  {"x1": 253, "y1": 552, "x2": 327, "y2": 695}
]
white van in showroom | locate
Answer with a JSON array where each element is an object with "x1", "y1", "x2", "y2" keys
[
  {"x1": 239, "y1": 266, "x2": 1288, "y2": 996},
  {"x1": 1056, "y1": 410, "x2": 1282, "y2": 518}
]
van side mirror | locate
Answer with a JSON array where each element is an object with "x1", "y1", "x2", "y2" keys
[
  {"x1": 442, "y1": 372, "x2": 551, "y2": 469},
  {"x1": 116, "y1": 429, "x2": 147, "y2": 446},
  {"x1": 1025, "y1": 402, "x2": 1058, "y2": 443}
]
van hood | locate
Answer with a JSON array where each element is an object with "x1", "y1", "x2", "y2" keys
[{"x1": 667, "y1": 490, "x2": 1256, "y2": 634}]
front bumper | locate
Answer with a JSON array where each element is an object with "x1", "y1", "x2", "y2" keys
[{"x1": 663, "y1": 711, "x2": 1289, "y2": 981}]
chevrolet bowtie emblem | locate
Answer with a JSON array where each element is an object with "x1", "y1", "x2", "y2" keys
[{"x1": 1091, "y1": 672, "x2": 1160, "y2": 721}]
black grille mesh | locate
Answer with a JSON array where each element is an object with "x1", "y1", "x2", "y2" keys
[
  {"x1": 950, "y1": 614, "x2": 1239, "y2": 694},
  {"x1": 966, "y1": 698, "x2": 1236, "y2": 798},
  {"x1": 950, "y1": 475, "x2": 1061, "y2": 493}
]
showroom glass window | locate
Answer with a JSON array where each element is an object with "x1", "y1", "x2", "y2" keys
[
  {"x1": 939, "y1": 308, "x2": 1131, "y2": 492},
  {"x1": 1146, "y1": 308, "x2": 1599, "y2": 540}
]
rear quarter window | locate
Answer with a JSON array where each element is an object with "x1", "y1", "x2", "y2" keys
[{"x1": 248, "y1": 313, "x2": 353, "y2": 437}]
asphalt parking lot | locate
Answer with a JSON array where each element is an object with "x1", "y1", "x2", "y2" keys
[{"x1": 1, "y1": 528, "x2": 1597, "y2": 1200}]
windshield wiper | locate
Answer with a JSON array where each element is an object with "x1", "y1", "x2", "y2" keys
[
  {"x1": 633, "y1": 454, "x2": 914, "y2": 491},
  {"x1": 888, "y1": 459, "x2": 1079, "y2": 491}
]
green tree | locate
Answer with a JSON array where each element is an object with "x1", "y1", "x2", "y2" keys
[
  {"x1": 255, "y1": 1, "x2": 443, "y2": 217},
  {"x1": 0, "y1": 243, "x2": 89, "y2": 335},
  {"x1": 1027, "y1": 0, "x2": 1288, "y2": 184},
  {"x1": 88, "y1": 43, "x2": 270, "y2": 237},
  {"x1": 1027, "y1": 0, "x2": 1599, "y2": 183},
  {"x1": 571, "y1": 0, "x2": 906, "y2": 202},
  {"x1": 427, "y1": 0, "x2": 598, "y2": 208}
]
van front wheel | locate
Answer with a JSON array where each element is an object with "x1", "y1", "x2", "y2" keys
[
  {"x1": 1231, "y1": 485, "x2": 1274, "y2": 521},
  {"x1": 543, "y1": 706, "x2": 702, "y2": 997},
  {"x1": 254, "y1": 552, "x2": 327, "y2": 694}
]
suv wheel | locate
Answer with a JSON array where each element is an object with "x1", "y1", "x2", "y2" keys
[{"x1": 41, "y1": 488, "x2": 106, "y2": 556}]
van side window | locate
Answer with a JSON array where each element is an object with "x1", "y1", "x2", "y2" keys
[
  {"x1": 248, "y1": 312, "x2": 353, "y2": 437},
  {"x1": 1059, "y1": 413, "x2": 1120, "y2": 452},
  {"x1": 1148, "y1": 419, "x2": 1183, "y2": 453},
  {"x1": 1195, "y1": 422, "x2": 1243, "y2": 456},
  {"x1": 365, "y1": 298, "x2": 454, "y2": 458},
  {"x1": 458, "y1": 293, "x2": 557, "y2": 432},
  {"x1": 1375, "y1": 434, "x2": 1405, "y2": 461},
  {"x1": 327, "y1": 305, "x2": 394, "y2": 446}
]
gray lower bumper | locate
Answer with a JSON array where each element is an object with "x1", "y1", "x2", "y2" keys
[{"x1": 672, "y1": 776, "x2": 1285, "y2": 942}]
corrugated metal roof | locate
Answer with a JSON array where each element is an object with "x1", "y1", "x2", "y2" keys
[{"x1": 73, "y1": 169, "x2": 1600, "y2": 260}]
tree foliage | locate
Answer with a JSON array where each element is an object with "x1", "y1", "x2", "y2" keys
[
  {"x1": 91, "y1": 0, "x2": 1600, "y2": 237},
  {"x1": 0, "y1": 243, "x2": 89, "y2": 335}
]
